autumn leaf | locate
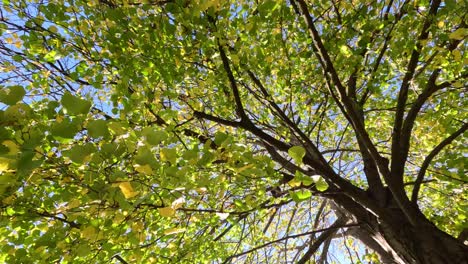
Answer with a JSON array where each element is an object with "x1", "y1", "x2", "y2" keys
[
  {"x1": 158, "y1": 207, "x2": 176, "y2": 217},
  {"x1": 163, "y1": 227, "x2": 186, "y2": 235},
  {"x1": 118, "y1": 182, "x2": 139, "y2": 199}
]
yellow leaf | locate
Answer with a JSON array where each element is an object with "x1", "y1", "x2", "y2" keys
[
  {"x1": 340, "y1": 45, "x2": 352, "y2": 57},
  {"x1": 119, "y1": 182, "x2": 138, "y2": 199},
  {"x1": 2, "y1": 140, "x2": 19, "y2": 155},
  {"x1": 163, "y1": 227, "x2": 186, "y2": 235},
  {"x1": 196, "y1": 187, "x2": 207, "y2": 194},
  {"x1": 0, "y1": 160, "x2": 9, "y2": 172},
  {"x1": 68, "y1": 199, "x2": 81, "y2": 209},
  {"x1": 14, "y1": 41, "x2": 21, "y2": 49},
  {"x1": 288, "y1": 178, "x2": 301, "y2": 187},
  {"x1": 57, "y1": 241, "x2": 67, "y2": 249},
  {"x1": 171, "y1": 197, "x2": 185, "y2": 210},
  {"x1": 87, "y1": 0, "x2": 98, "y2": 7},
  {"x1": 48, "y1": 25, "x2": 58, "y2": 33},
  {"x1": 134, "y1": 164, "x2": 153, "y2": 174},
  {"x1": 235, "y1": 164, "x2": 254, "y2": 173},
  {"x1": 139, "y1": 232, "x2": 146, "y2": 243},
  {"x1": 2, "y1": 195, "x2": 16, "y2": 205},
  {"x1": 437, "y1": 21, "x2": 444, "y2": 28},
  {"x1": 113, "y1": 213, "x2": 126, "y2": 224},
  {"x1": 452, "y1": 50, "x2": 461, "y2": 62},
  {"x1": 81, "y1": 226, "x2": 96, "y2": 240},
  {"x1": 132, "y1": 221, "x2": 144, "y2": 232},
  {"x1": 449, "y1": 28, "x2": 467, "y2": 40},
  {"x1": 230, "y1": 54, "x2": 239, "y2": 65},
  {"x1": 158, "y1": 207, "x2": 175, "y2": 217}
]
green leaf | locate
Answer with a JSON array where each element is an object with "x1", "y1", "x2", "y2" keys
[
  {"x1": 289, "y1": 189, "x2": 312, "y2": 202},
  {"x1": 87, "y1": 119, "x2": 109, "y2": 138},
  {"x1": 312, "y1": 176, "x2": 329, "y2": 192},
  {"x1": 43, "y1": 50, "x2": 61, "y2": 62},
  {"x1": 3, "y1": 103, "x2": 31, "y2": 123},
  {"x1": 182, "y1": 149, "x2": 198, "y2": 161},
  {"x1": 449, "y1": 28, "x2": 467, "y2": 40},
  {"x1": 214, "y1": 132, "x2": 228, "y2": 146},
  {"x1": 160, "y1": 148, "x2": 177, "y2": 164},
  {"x1": 61, "y1": 91, "x2": 91, "y2": 115},
  {"x1": 135, "y1": 147, "x2": 156, "y2": 165},
  {"x1": 197, "y1": 151, "x2": 215, "y2": 166},
  {"x1": 142, "y1": 127, "x2": 168, "y2": 145},
  {"x1": 50, "y1": 118, "x2": 80, "y2": 138},
  {"x1": 75, "y1": 244, "x2": 91, "y2": 257},
  {"x1": 65, "y1": 143, "x2": 96, "y2": 163},
  {"x1": 288, "y1": 146, "x2": 306, "y2": 164},
  {"x1": 17, "y1": 150, "x2": 42, "y2": 173},
  {"x1": 0, "y1": 86, "x2": 26, "y2": 105},
  {"x1": 295, "y1": 170, "x2": 313, "y2": 186}
]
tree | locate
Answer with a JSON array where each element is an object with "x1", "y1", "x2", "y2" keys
[{"x1": 0, "y1": 0, "x2": 466, "y2": 263}]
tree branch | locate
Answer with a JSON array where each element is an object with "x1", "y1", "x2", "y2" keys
[
  {"x1": 111, "y1": 254, "x2": 129, "y2": 264},
  {"x1": 246, "y1": 70, "x2": 323, "y2": 161},
  {"x1": 210, "y1": 16, "x2": 248, "y2": 120},
  {"x1": 223, "y1": 222, "x2": 360, "y2": 263},
  {"x1": 411, "y1": 122, "x2": 468, "y2": 203},
  {"x1": 391, "y1": 0, "x2": 441, "y2": 183},
  {"x1": 387, "y1": 0, "x2": 441, "y2": 226},
  {"x1": 293, "y1": 0, "x2": 388, "y2": 201},
  {"x1": 193, "y1": 110, "x2": 242, "y2": 128},
  {"x1": 297, "y1": 217, "x2": 348, "y2": 264}
]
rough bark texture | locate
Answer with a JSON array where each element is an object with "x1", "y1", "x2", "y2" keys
[
  {"x1": 377, "y1": 214, "x2": 468, "y2": 264},
  {"x1": 348, "y1": 227, "x2": 405, "y2": 264},
  {"x1": 335, "y1": 197, "x2": 468, "y2": 264}
]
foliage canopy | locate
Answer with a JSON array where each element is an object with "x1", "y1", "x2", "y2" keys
[{"x1": 0, "y1": 0, "x2": 467, "y2": 263}]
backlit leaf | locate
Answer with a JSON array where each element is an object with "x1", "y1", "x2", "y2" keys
[
  {"x1": 158, "y1": 207, "x2": 175, "y2": 217},
  {"x1": 143, "y1": 128, "x2": 168, "y2": 145},
  {"x1": 87, "y1": 119, "x2": 109, "y2": 138},
  {"x1": 160, "y1": 148, "x2": 177, "y2": 164},
  {"x1": 0, "y1": 86, "x2": 25, "y2": 105},
  {"x1": 61, "y1": 91, "x2": 91, "y2": 115},
  {"x1": 449, "y1": 28, "x2": 467, "y2": 40},
  {"x1": 288, "y1": 146, "x2": 306, "y2": 164},
  {"x1": 163, "y1": 227, "x2": 186, "y2": 235},
  {"x1": 119, "y1": 182, "x2": 138, "y2": 199},
  {"x1": 289, "y1": 189, "x2": 312, "y2": 202}
]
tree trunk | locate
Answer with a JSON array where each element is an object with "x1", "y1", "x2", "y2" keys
[
  {"x1": 348, "y1": 227, "x2": 406, "y2": 264},
  {"x1": 375, "y1": 209, "x2": 468, "y2": 264},
  {"x1": 331, "y1": 194, "x2": 468, "y2": 263}
]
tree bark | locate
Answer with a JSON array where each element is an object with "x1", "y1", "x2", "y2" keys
[
  {"x1": 376, "y1": 211, "x2": 468, "y2": 264},
  {"x1": 335, "y1": 197, "x2": 468, "y2": 264},
  {"x1": 347, "y1": 227, "x2": 405, "y2": 264}
]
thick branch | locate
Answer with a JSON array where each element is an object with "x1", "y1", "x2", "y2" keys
[
  {"x1": 294, "y1": 0, "x2": 387, "y2": 200},
  {"x1": 399, "y1": 70, "x2": 467, "y2": 169},
  {"x1": 216, "y1": 37, "x2": 247, "y2": 119},
  {"x1": 387, "y1": 0, "x2": 441, "y2": 226},
  {"x1": 348, "y1": 228, "x2": 405, "y2": 264},
  {"x1": 193, "y1": 110, "x2": 242, "y2": 128},
  {"x1": 391, "y1": 0, "x2": 441, "y2": 183},
  {"x1": 411, "y1": 122, "x2": 468, "y2": 203},
  {"x1": 34, "y1": 211, "x2": 81, "y2": 228}
]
